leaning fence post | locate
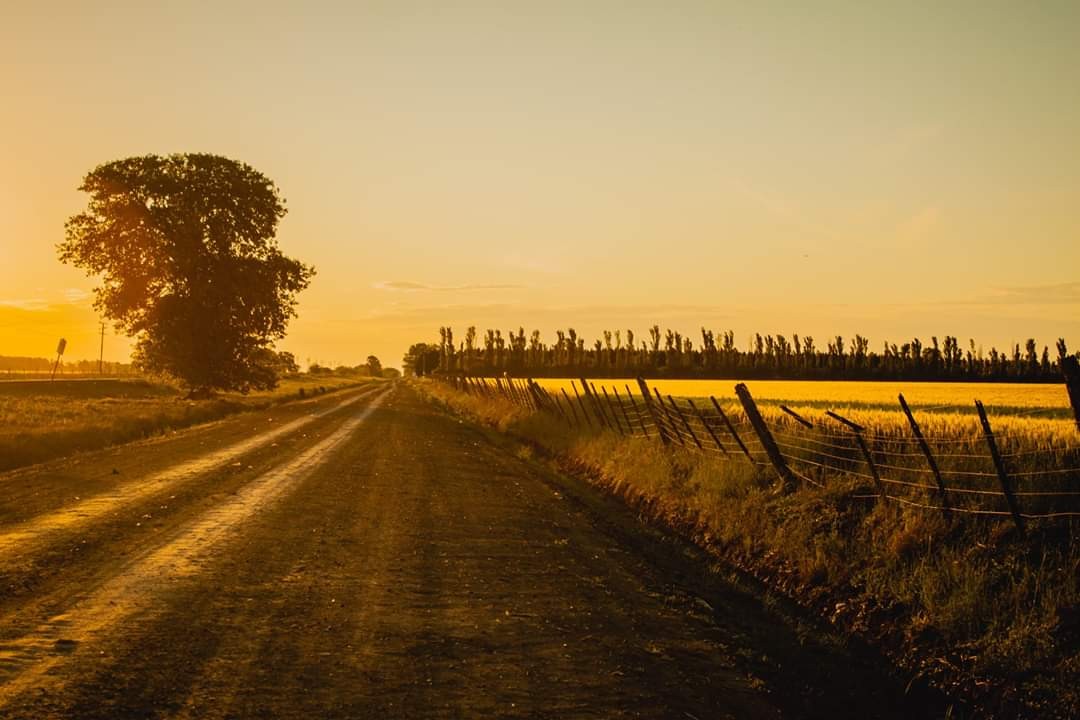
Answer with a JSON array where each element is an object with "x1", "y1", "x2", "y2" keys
[
  {"x1": 561, "y1": 388, "x2": 583, "y2": 428},
  {"x1": 975, "y1": 400, "x2": 1026, "y2": 536},
  {"x1": 612, "y1": 387, "x2": 637, "y2": 437},
  {"x1": 710, "y1": 396, "x2": 753, "y2": 463},
  {"x1": 522, "y1": 379, "x2": 539, "y2": 411},
  {"x1": 667, "y1": 395, "x2": 703, "y2": 449},
  {"x1": 600, "y1": 387, "x2": 626, "y2": 436},
  {"x1": 624, "y1": 384, "x2": 651, "y2": 438},
  {"x1": 825, "y1": 410, "x2": 887, "y2": 501},
  {"x1": 571, "y1": 382, "x2": 596, "y2": 429},
  {"x1": 652, "y1": 388, "x2": 685, "y2": 447},
  {"x1": 1063, "y1": 357, "x2": 1080, "y2": 432},
  {"x1": 590, "y1": 382, "x2": 617, "y2": 432},
  {"x1": 779, "y1": 405, "x2": 813, "y2": 428},
  {"x1": 687, "y1": 398, "x2": 727, "y2": 455},
  {"x1": 636, "y1": 378, "x2": 670, "y2": 446},
  {"x1": 735, "y1": 383, "x2": 796, "y2": 491},
  {"x1": 899, "y1": 394, "x2": 951, "y2": 519},
  {"x1": 527, "y1": 380, "x2": 546, "y2": 413},
  {"x1": 579, "y1": 379, "x2": 611, "y2": 431}
]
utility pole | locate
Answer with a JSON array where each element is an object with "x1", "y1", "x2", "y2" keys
[{"x1": 98, "y1": 321, "x2": 106, "y2": 376}]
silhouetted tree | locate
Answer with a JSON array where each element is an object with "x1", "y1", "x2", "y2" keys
[
  {"x1": 59, "y1": 154, "x2": 313, "y2": 395},
  {"x1": 366, "y1": 355, "x2": 383, "y2": 377}
]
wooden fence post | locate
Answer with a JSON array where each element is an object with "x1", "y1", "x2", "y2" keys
[
  {"x1": 578, "y1": 379, "x2": 608, "y2": 430},
  {"x1": 975, "y1": 400, "x2": 1026, "y2": 536},
  {"x1": 571, "y1": 382, "x2": 596, "y2": 429},
  {"x1": 825, "y1": 410, "x2": 887, "y2": 502},
  {"x1": 561, "y1": 388, "x2": 583, "y2": 427},
  {"x1": 636, "y1": 378, "x2": 670, "y2": 446},
  {"x1": 589, "y1": 382, "x2": 617, "y2": 432},
  {"x1": 667, "y1": 395, "x2": 703, "y2": 449},
  {"x1": 709, "y1": 396, "x2": 753, "y2": 463},
  {"x1": 600, "y1": 387, "x2": 626, "y2": 436},
  {"x1": 735, "y1": 383, "x2": 796, "y2": 491},
  {"x1": 687, "y1": 398, "x2": 727, "y2": 455},
  {"x1": 612, "y1": 387, "x2": 637, "y2": 437},
  {"x1": 779, "y1": 405, "x2": 813, "y2": 428},
  {"x1": 899, "y1": 394, "x2": 951, "y2": 519},
  {"x1": 526, "y1": 380, "x2": 546, "y2": 414},
  {"x1": 1063, "y1": 356, "x2": 1080, "y2": 432},
  {"x1": 653, "y1": 388, "x2": 685, "y2": 446},
  {"x1": 624, "y1": 384, "x2": 651, "y2": 438},
  {"x1": 522, "y1": 379, "x2": 539, "y2": 410}
]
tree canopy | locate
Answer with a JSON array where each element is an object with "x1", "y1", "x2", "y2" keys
[{"x1": 59, "y1": 154, "x2": 314, "y2": 394}]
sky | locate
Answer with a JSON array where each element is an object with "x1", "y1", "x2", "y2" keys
[{"x1": 2, "y1": 1, "x2": 1079, "y2": 368}]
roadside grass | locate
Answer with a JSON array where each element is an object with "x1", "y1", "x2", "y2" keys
[
  {"x1": 419, "y1": 380, "x2": 1080, "y2": 719},
  {"x1": 0, "y1": 374, "x2": 376, "y2": 472}
]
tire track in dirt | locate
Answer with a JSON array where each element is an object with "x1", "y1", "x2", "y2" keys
[
  {"x1": 0, "y1": 389, "x2": 389, "y2": 704},
  {"x1": 0, "y1": 385, "x2": 382, "y2": 559}
]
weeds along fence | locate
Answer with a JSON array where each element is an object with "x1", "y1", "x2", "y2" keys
[{"x1": 437, "y1": 374, "x2": 1080, "y2": 533}]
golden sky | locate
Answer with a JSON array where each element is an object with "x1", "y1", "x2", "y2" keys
[{"x1": 2, "y1": 2, "x2": 1079, "y2": 368}]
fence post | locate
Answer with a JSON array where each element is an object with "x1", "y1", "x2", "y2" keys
[
  {"x1": 687, "y1": 398, "x2": 727, "y2": 455},
  {"x1": 825, "y1": 410, "x2": 887, "y2": 502},
  {"x1": 578, "y1": 379, "x2": 608, "y2": 430},
  {"x1": 538, "y1": 383, "x2": 569, "y2": 423},
  {"x1": 898, "y1": 394, "x2": 951, "y2": 519},
  {"x1": 550, "y1": 388, "x2": 575, "y2": 426},
  {"x1": 779, "y1": 405, "x2": 813, "y2": 428},
  {"x1": 612, "y1": 387, "x2": 637, "y2": 437},
  {"x1": 561, "y1": 388, "x2": 583, "y2": 427},
  {"x1": 571, "y1": 381, "x2": 596, "y2": 429},
  {"x1": 975, "y1": 400, "x2": 1026, "y2": 536},
  {"x1": 624, "y1": 384, "x2": 651, "y2": 438},
  {"x1": 709, "y1": 396, "x2": 753, "y2": 463},
  {"x1": 667, "y1": 395, "x2": 703, "y2": 449},
  {"x1": 521, "y1": 379, "x2": 539, "y2": 410},
  {"x1": 589, "y1": 381, "x2": 617, "y2": 432},
  {"x1": 652, "y1": 388, "x2": 685, "y2": 446},
  {"x1": 526, "y1": 380, "x2": 546, "y2": 413},
  {"x1": 600, "y1": 387, "x2": 626, "y2": 436},
  {"x1": 735, "y1": 383, "x2": 796, "y2": 491},
  {"x1": 1063, "y1": 356, "x2": 1080, "y2": 432},
  {"x1": 636, "y1": 378, "x2": 670, "y2": 446}
]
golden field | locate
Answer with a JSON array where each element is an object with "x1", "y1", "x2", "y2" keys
[{"x1": 0, "y1": 374, "x2": 376, "y2": 471}]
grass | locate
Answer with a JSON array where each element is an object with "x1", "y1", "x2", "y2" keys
[
  {"x1": 421, "y1": 379, "x2": 1080, "y2": 719},
  {"x1": 0, "y1": 373, "x2": 376, "y2": 472}
]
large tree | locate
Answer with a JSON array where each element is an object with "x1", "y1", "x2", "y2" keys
[{"x1": 59, "y1": 154, "x2": 314, "y2": 394}]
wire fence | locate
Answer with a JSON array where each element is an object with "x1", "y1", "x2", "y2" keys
[{"x1": 438, "y1": 374, "x2": 1080, "y2": 532}]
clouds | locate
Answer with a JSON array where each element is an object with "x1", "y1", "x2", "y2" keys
[
  {"x1": 985, "y1": 282, "x2": 1080, "y2": 305},
  {"x1": 0, "y1": 298, "x2": 49, "y2": 311},
  {"x1": 374, "y1": 280, "x2": 525, "y2": 292},
  {"x1": 0, "y1": 288, "x2": 92, "y2": 312},
  {"x1": 63, "y1": 288, "x2": 90, "y2": 303}
]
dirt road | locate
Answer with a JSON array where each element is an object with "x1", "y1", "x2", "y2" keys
[{"x1": 0, "y1": 384, "x2": 931, "y2": 719}]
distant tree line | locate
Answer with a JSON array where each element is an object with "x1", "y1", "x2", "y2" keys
[
  {"x1": 0, "y1": 355, "x2": 133, "y2": 375},
  {"x1": 403, "y1": 326, "x2": 1080, "y2": 382}
]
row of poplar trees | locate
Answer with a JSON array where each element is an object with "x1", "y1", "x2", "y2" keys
[{"x1": 406, "y1": 326, "x2": 1077, "y2": 382}]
